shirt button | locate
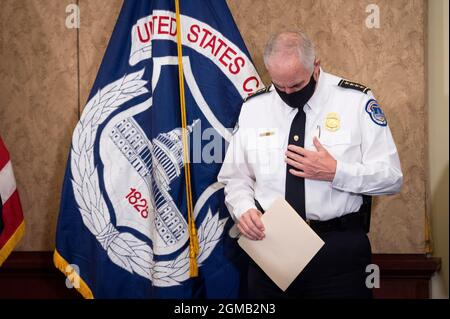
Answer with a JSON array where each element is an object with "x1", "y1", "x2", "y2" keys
[{"x1": 293, "y1": 135, "x2": 299, "y2": 142}]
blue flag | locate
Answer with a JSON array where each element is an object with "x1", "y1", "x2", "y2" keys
[{"x1": 54, "y1": 0, "x2": 263, "y2": 298}]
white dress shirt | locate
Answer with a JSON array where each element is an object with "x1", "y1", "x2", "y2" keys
[{"x1": 218, "y1": 69, "x2": 403, "y2": 222}]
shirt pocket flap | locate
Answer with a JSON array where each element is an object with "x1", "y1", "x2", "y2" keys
[
  {"x1": 320, "y1": 130, "x2": 352, "y2": 146},
  {"x1": 246, "y1": 130, "x2": 282, "y2": 150}
]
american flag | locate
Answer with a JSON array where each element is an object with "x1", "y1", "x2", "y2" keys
[{"x1": 0, "y1": 136, "x2": 25, "y2": 266}]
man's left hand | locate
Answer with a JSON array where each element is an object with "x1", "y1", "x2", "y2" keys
[{"x1": 285, "y1": 137, "x2": 337, "y2": 182}]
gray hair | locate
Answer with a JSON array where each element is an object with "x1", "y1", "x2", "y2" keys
[{"x1": 263, "y1": 31, "x2": 316, "y2": 72}]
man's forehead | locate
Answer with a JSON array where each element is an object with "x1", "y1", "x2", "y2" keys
[{"x1": 269, "y1": 62, "x2": 310, "y2": 87}]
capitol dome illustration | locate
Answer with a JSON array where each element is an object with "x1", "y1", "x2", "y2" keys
[{"x1": 109, "y1": 118, "x2": 199, "y2": 249}]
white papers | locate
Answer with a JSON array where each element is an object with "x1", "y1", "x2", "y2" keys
[{"x1": 238, "y1": 197, "x2": 324, "y2": 291}]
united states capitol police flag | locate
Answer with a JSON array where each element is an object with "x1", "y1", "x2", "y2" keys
[{"x1": 54, "y1": 0, "x2": 263, "y2": 298}]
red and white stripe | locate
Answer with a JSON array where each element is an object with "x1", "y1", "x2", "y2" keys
[{"x1": 0, "y1": 137, "x2": 25, "y2": 265}]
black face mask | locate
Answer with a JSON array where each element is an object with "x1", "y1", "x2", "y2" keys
[{"x1": 274, "y1": 73, "x2": 317, "y2": 109}]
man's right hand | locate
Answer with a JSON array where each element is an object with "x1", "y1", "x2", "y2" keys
[{"x1": 237, "y1": 208, "x2": 265, "y2": 240}]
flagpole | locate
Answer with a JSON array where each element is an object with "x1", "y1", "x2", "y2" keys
[{"x1": 175, "y1": 0, "x2": 199, "y2": 277}]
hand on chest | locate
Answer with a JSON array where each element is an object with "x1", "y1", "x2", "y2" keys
[{"x1": 247, "y1": 110, "x2": 361, "y2": 168}]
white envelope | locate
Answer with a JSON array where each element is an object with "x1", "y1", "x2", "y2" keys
[{"x1": 238, "y1": 197, "x2": 325, "y2": 291}]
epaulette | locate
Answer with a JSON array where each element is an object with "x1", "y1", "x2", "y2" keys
[
  {"x1": 244, "y1": 87, "x2": 270, "y2": 102},
  {"x1": 338, "y1": 79, "x2": 371, "y2": 94}
]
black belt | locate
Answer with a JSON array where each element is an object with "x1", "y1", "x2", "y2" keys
[
  {"x1": 306, "y1": 212, "x2": 365, "y2": 233},
  {"x1": 255, "y1": 200, "x2": 366, "y2": 233}
]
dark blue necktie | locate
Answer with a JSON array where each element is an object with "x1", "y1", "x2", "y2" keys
[{"x1": 285, "y1": 109, "x2": 306, "y2": 219}]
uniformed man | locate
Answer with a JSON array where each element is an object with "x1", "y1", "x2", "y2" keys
[{"x1": 217, "y1": 31, "x2": 403, "y2": 299}]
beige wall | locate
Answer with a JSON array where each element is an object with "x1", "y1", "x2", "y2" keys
[
  {"x1": 0, "y1": 0, "x2": 78, "y2": 250},
  {"x1": 428, "y1": 0, "x2": 449, "y2": 299},
  {"x1": 0, "y1": 0, "x2": 428, "y2": 253}
]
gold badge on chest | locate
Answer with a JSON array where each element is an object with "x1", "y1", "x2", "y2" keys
[{"x1": 325, "y1": 112, "x2": 340, "y2": 132}]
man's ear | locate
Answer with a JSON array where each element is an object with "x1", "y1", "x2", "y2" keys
[{"x1": 313, "y1": 59, "x2": 321, "y2": 80}]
